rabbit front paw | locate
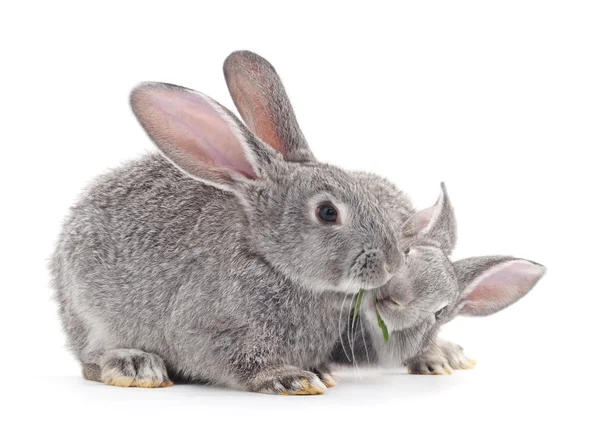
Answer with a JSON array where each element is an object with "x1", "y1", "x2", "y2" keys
[
  {"x1": 407, "y1": 351, "x2": 454, "y2": 375},
  {"x1": 406, "y1": 340, "x2": 476, "y2": 375},
  {"x1": 440, "y1": 341, "x2": 477, "y2": 371},
  {"x1": 252, "y1": 366, "x2": 327, "y2": 395},
  {"x1": 99, "y1": 349, "x2": 173, "y2": 388}
]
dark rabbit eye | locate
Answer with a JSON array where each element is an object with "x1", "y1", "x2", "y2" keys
[
  {"x1": 404, "y1": 248, "x2": 411, "y2": 256},
  {"x1": 435, "y1": 306, "x2": 448, "y2": 319},
  {"x1": 317, "y1": 203, "x2": 339, "y2": 224}
]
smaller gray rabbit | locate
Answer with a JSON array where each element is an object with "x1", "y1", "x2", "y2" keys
[{"x1": 338, "y1": 183, "x2": 546, "y2": 374}]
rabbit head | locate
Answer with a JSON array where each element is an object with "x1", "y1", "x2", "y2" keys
[
  {"x1": 130, "y1": 58, "x2": 406, "y2": 294},
  {"x1": 375, "y1": 183, "x2": 546, "y2": 333}
]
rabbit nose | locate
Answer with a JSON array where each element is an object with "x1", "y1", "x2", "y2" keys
[
  {"x1": 384, "y1": 256, "x2": 402, "y2": 276},
  {"x1": 383, "y1": 263, "x2": 393, "y2": 277}
]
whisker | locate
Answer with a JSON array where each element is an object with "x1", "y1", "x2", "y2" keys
[
  {"x1": 359, "y1": 310, "x2": 371, "y2": 370},
  {"x1": 399, "y1": 318, "x2": 440, "y2": 365},
  {"x1": 402, "y1": 327, "x2": 417, "y2": 360},
  {"x1": 337, "y1": 283, "x2": 352, "y2": 363},
  {"x1": 411, "y1": 321, "x2": 440, "y2": 351},
  {"x1": 351, "y1": 283, "x2": 370, "y2": 374},
  {"x1": 349, "y1": 295, "x2": 358, "y2": 372},
  {"x1": 339, "y1": 273, "x2": 359, "y2": 364},
  {"x1": 346, "y1": 277, "x2": 360, "y2": 376}
]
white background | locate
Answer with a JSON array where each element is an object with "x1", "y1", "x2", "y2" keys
[{"x1": 2, "y1": 1, "x2": 598, "y2": 436}]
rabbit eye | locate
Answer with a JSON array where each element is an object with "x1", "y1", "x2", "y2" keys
[
  {"x1": 435, "y1": 306, "x2": 448, "y2": 319},
  {"x1": 404, "y1": 248, "x2": 411, "y2": 256},
  {"x1": 316, "y1": 203, "x2": 339, "y2": 224}
]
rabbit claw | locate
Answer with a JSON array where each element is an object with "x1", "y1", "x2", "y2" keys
[
  {"x1": 310, "y1": 366, "x2": 338, "y2": 388},
  {"x1": 407, "y1": 356, "x2": 454, "y2": 375},
  {"x1": 254, "y1": 367, "x2": 327, "y2": 395}
]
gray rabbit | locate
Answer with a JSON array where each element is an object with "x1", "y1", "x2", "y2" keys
[
  {"x1": 50, "y1": 51, "x2": 419, "y2": 394},
  {"x1": 331, "y1": 183, "x2": 546, "y2": 374}
]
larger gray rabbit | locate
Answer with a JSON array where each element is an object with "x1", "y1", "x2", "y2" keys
[{"x1": 50, "y1": 51, "x2": 419, "y2": 394}]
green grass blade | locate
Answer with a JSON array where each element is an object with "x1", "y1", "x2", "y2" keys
[
  {"x1": 354, "y1": 290, "x2": 389, "y2": 342},
  {"x1": 353, "y1": 288, "x2": 364, "y2": 322},
  {"x1": 375, "y1": 308, "x2": 390, "y2": 342}
]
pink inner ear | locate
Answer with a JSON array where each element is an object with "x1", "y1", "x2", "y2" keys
[
  {"x1": 403, "y1": 205, "x2": 436, "y2": 236},
  {"x1": 133, "y1": 86, "x2": 256, "y2": 179},
  {"x1": 461, "y1": 261, "x2": 546, "y2": 316},
  {"x1": 228, "y1": 70, "x2": 284, "y2": 156}
]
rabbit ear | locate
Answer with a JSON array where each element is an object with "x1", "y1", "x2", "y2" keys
[
  {"x1": 130, "y1": 82, "x2": 277, "y2": 192},
  {"x1": 402, "y1": 183, "x2": 457, "y2": 253},
  {"x1": 453, "y1": 256, "x2": 546, "y2": 317},
  {"x1": 223, "y1": 50, "x2": 315, "y2": 163}
]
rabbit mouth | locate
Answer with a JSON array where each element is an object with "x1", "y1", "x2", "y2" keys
[{"x1": 376, "y1": 290, "x2": 402, "y2": 307}]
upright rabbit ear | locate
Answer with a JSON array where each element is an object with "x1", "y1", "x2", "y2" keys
[
  {"x1": 401, "y1": 183, "x2": 457, "y2": 254},
  {"x1": 223, "y1": 50, "x2": 315, "y2": 163},
  {"x1": 453, "y1": 256, "x2": 546, "y2": 317},
  {"x1": 130, "y1": 82, "x2": 277, "y2": 193}
]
